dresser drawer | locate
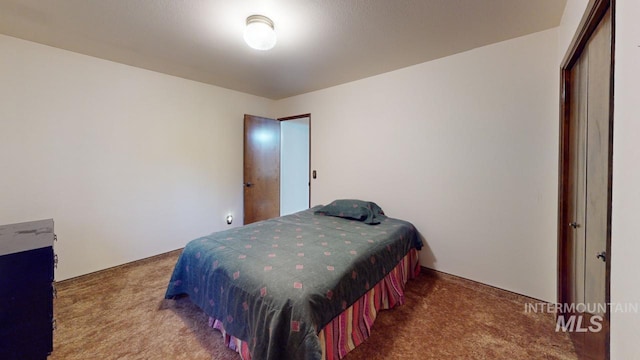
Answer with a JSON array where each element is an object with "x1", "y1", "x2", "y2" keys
[{"x1": 0, "y1": 220, "x2": 55, "y2": 360}]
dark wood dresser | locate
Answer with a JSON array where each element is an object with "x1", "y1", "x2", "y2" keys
[{"x1": 0, "y1": 219, "x2": 55, "y2": 359}]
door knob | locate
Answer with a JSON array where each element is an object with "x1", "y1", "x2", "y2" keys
[
  {"x1": 569, "y1": 222, "x2": 580, "y2": 229},
  {"x1": 596, "y1": 251, "x2": 606, "y2": 262},
  {"x1": 244, "y1": 182, "x2": 253, "y2": 188}
]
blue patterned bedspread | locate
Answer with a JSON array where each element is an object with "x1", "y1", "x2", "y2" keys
[{"x1": 165, "y1": 206, "x2": 422, "y2": 360}]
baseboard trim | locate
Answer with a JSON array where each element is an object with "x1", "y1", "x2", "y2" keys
[
  {"x1": 419, "y1": 266, "x2": 550, "y2": 305},
  {"x1": 57, "y1": 248, "x2": 183, "y2": 285}
]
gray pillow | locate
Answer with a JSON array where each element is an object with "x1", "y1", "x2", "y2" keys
[{"x1": 314, "y1": 199, "x2": 385, "y2": 225}]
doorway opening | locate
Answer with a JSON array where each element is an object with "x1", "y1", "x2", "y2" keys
[{"x1": 279, "y1": 114, "x2": 311, "y2": 216}]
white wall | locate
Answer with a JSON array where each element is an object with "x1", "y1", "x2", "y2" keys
[
  {"x1": 0, "y1": 34, "x2": 272, "y2": 280},
  {"x1": 274, "y1": 29, "x2": 560, "y2": 302},
  {"x1": 557, "y1": 0, "x2": 590, "y2": 63},
  {"x1": 610, "y1": 1, "x2": 640, "y2": 358},
  {"x1": 280, "y1": 117, "x2": 310, "y2": 216}
]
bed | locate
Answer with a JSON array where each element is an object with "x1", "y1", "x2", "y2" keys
[{"x1": 165, "y1": 200, "x2": 422, "y2": 360}]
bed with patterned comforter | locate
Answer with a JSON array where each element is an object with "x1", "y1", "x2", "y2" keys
[{"x1": 165, "y1": 202, "x2": 422, "y2": 360}]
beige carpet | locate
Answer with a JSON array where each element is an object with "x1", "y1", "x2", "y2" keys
[{"x1": 50, "y1": 250, "x2": 577, "y2": 359}]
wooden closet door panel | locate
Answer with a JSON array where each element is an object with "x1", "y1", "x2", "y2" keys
[
  {"x1": 570, "y1": 53, "x2": 588, "y2": 305},
  {"x1": 584, "y1": 8, "x2": 611, "y2": 311},
  {"x1": 559, "y1": 2, "x2": 612, "y2": 359}
]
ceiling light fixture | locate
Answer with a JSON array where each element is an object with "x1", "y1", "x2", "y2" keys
[{"x1": 244, "y1": 15, "x2": 277, "y2": 51}]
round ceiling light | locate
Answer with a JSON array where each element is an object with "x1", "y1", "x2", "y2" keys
[{"x1": 244, "y1": 15, "x2": 277, "y2": 51}]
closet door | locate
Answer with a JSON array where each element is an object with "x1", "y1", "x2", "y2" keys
[
  {"x1": 583, "y1": 8, "x2": 611, "y2": 312},
  {"x1": 569, "y1": 52, "x2": 587, "y2": 307},
  {"x1": 560, "y1": 3, "x2": 612, "y2": 360}
]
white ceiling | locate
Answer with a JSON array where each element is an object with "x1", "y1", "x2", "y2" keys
[{"x1": 0, "y1": 0, "x2": 566, "y2": 100}]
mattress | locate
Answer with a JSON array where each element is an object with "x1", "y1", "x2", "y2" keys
[{"x1": 165, "y1": 206, "x2": 422, "y2": 359}]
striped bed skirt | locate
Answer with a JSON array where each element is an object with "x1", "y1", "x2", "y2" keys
[{"x1": 208, "y1": 248, "x2": 421, "y2": 360}]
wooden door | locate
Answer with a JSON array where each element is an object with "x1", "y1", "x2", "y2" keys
[
  {"x1": 583, "y1": 8, "x2": 611, "y2": 313},
  {"x1": 559, "y1": 2, "x2": 612, "y2": 359},
  {"x1": 582, "y1": 10, "x2": 611, "y2": 359},
  {"x1": 569, "y1": 52, "x2": 588, "y2": 308},
  {"x1": 243, "y1": 114, "x2": 280, "y2": 224}
]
